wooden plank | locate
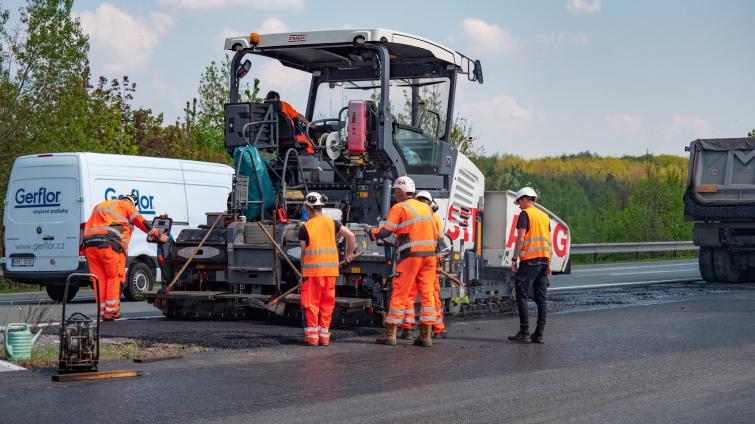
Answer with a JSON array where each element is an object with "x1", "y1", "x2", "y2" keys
[
  {"x1": 133, "y1": 354, "x2": 183, "y2": 363},
  {"x1": 52, "y1": 370, "x2": 142, "y2": 382}
]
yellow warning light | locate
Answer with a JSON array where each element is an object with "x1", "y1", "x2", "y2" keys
[{"x1": 249, "y1": 32, "x2": 260, "y2": 45}]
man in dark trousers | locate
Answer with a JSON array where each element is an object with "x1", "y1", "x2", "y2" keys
[{"x1": 508, "y1": 187, "x2": 552, "y2": 344}]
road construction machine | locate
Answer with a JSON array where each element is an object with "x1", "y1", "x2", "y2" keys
[{"x1": 146, "y1": 29, "x2": 571, "y2": 324}]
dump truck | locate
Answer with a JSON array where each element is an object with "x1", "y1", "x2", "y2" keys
[
  {"x1": 684, "y1": 138, "x2": 755, "y2": 283},
  {"x1": 145, "y1": 28, "x2": 571, "y2": 324}
]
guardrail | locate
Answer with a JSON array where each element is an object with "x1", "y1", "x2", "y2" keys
[{"x1": 571, "y1": 241, "x2": 697, "y2": 255}]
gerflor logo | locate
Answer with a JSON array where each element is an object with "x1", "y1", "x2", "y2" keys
[
  {"x1": 105, "y1": 187, "x2": 156, "y2": 215},
  {"x1": 14, "y1": 188, "x2": 61, "y2": 209}
]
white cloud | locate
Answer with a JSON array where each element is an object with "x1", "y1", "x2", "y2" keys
[
  {"x1": 157, "y1": 0, "x2": 303, "y2": 11},
  {"x1": 461, "y1": 18, "x2": 519, "y2": 54},
  {"x1": 669, "y1": 114, "x2": 713, "y2": 139},
  {"x1": 259, "y1": 17, "x2": 288, "y2": 33},
  {"x1": 461, "y1": 94, "x2": 535, "y2": 132},
  {"x1": 256, "y1": 60, "x2": 309, "y2": 89},
  {"x1": 566, "y1": 0, "x2": 602, "y2": 14},
  {"x1": 606, "y1": 114, "x2": 643, "y2": 132},
  {"x1": 78, "y1": 4, "x2": 175, "y2": 73}
]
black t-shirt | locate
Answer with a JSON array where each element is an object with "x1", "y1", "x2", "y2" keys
[
  {"x1": 516, "y1": 210, "x2": 530, "y2": 232},
  {"x1": 298, "y1": 220, "x2": 342, "y2": 247}
]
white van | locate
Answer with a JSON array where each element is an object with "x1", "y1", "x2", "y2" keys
[{"x1": 1, "y1": 152, "x2": 233, "y2": 302}]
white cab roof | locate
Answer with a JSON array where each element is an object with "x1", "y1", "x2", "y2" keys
[{"x1": 224, "y1": 28, "x2": 463, "y2": 68}]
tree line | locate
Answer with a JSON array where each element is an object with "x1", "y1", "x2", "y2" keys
[{"x1": 472, "y1": 152, "x2": 693, "y2": 244}]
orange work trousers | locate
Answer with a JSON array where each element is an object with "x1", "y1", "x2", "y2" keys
[
  {"x1": 300, "y1": 276, "x2": 336, "y2": 345},
  {"x1": 386, "y1": 256, "x2": 436, "y2": 326},
  {"x1": 84, "y1": 246, "x2": 125, "y2": 318},
  {"x1": 401, "y1": 271, "x2": 445, "y2": 333}
]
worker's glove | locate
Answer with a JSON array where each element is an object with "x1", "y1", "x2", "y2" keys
[
  {"x1": 158, "y1": 233, "x2": 169, "y2": 243},
  {"x1": 148, "y1": 228, "x2": 160, "y2": 239},
  {"x1": 364, "y1": 225, "x2": 377, "y2": 241}
]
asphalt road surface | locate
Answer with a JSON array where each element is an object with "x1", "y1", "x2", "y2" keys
[{"x1": 1, "y1": 278, "x2": 754, "y2": 424}]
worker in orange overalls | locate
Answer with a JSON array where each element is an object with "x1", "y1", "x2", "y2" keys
[
  {"x1": 299, "y1": 192, "x2": 357, "y2": 346},
  {"x1": 398, "y1": 191, "x2": 447, "y2": 340},
  {"x1": 82, "y1": 193, "x2": 167, "y2": 320},
  {"x1": 368, "y1": 176, "x2": 440, "y2": 347},
  {"x1": 265, "y1": 90, "x2": 315, "y2": 154}
]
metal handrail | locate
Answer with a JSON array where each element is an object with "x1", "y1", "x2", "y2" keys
[{"x1": 571, "y1": 241, "x2": 697, "y2": 255}]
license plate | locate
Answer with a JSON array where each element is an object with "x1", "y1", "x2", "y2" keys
[{"x1": 11, "y1": 258, "x2": 34, "y2": 267}]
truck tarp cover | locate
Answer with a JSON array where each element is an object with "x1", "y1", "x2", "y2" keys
[{"x1": 694, "y1": 138, "x2": 755, "y2": 151}]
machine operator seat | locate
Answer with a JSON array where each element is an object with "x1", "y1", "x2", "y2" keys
[{"x1": 264, "y1": 100, "x2": 313, "y2": 154}]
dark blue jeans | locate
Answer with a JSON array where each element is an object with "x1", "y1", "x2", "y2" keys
[{"x1": 515, "y1": 260, "x2": 549, "y2": 336}]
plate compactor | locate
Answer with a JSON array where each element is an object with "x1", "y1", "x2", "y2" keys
[{"x1": 58, "y1": 273, "x2": 100, "y2": 373}]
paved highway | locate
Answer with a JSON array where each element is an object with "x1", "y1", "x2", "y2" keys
[
  {"x1": 551, "y1": 259, "x2": 700, "y2": 290},
  {"x1": 0, "y1": 259, "x2": 703, "y2": 328},
  {"x1": 1, "y1": 280, "x2": 753, "y2": 424}
]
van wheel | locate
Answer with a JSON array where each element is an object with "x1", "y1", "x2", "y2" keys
[
  {"x1": 123, "y1": 262, "x2": 154, "y2": 301},
  {"x1": 46, "y1": 284, "x2": 79, "y2": 303}
]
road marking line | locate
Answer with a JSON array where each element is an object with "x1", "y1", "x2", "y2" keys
[
  {"x1": 0, "y1": 360, "x2": 26, "y2": 372},
  {"x1": 573, "y1": 262, "x2": 698, "y2": 273},
  {"x1": 551, "y1": 278, "x2": 702, "y2": 292},
  {"x1": 608, "y1": 268, "x2": 698, "y2": 276}
]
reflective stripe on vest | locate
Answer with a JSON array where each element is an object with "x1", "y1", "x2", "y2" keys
[
  {"x1": 302, "y1": 215, "x2": 339, "y2": 277},
  {"x1": 519, "y1": 207, "x2": 552, "y2": 261},
  {"x1": 391, "y1": 199, "x2": 438, "y2": 261}
]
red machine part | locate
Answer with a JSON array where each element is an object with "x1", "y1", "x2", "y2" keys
[{"x1": 347, "y1": 100, "x2": 367, "y2": 154}]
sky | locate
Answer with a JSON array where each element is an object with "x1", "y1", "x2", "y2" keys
[{"x1": 8, "y1": 0, "x2": 755, "y2": 158}]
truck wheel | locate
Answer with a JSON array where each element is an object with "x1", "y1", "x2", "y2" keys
[
  {"x1": 713, "y1": 248, "x2": 741, "y2": 283},
  {"x1": 46, "y1": 284, "x2": 79, "y2": 303},
  {"x1": 123, "y1": 262, "x2": 154, "y2": 301},
  {"x1": 698, "y1": 247, "x2": 717, "y2": 282}
]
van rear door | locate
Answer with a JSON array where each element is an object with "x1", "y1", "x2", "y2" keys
[{"x1": 3, "y1": 155, "x2": 81, "y2": 273}]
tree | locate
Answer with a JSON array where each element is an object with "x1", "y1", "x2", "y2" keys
[
  {"x1": 748, "y1": 128, "x2": 754, "y2": 137},
  {"x1": 192, "y1": 56, "x2": 261, "y2": 153},
  {"x1": 0, "y1": 0, "x2": 92, "y2": 219}
]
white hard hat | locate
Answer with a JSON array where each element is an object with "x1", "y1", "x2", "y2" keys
[
  {"x1": 415, "y1": 191, "x2": 432, "y2": 203},
  {"x1": 304, "y1": 192, "x2": 327, "y2": 207},
  {"x1": 392, "y1": 176, "x2": 415, "y2": 194},
  {"x1": 514, "y1": 187, "x2": 537, "y2": 204}
]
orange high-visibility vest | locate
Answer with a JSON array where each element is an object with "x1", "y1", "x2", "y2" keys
[
  {"x1": 433, "y1": 212, "x2": 444, "y2": 257},
  {"x1": 83, "y1": 199, "x2": 146, "y2": 253},
  {"x1": 519, "y1": 206, "x2": 552, "y2": 261},
  {"x1": 302, "y1": 215, "x2": 339, "y2": 277},
  {"x1": 384, "y1": 198, "x2": 438, "y2": 262}
]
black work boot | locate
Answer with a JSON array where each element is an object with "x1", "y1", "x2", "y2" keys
[
  {"x1": 508, "y1": 329, "x2": 530, "y2": 343},
  {"x1": 531, "y1": 327, "x2": 544, "y2": 344}
]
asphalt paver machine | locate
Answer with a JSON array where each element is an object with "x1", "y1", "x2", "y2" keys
[{"x1": 146, "y1": 29, "x2": 570, "y2": 325}]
